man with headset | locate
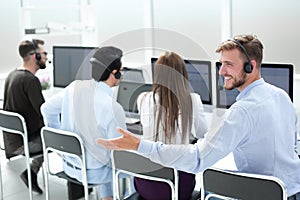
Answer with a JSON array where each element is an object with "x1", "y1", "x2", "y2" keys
[
  {"x1": 3, "y1": 39, "x2": 48, "y2": 194},
  {"x1": 96, "y1": 35, "x2": 300, "y2": 199},
  {"x1": 41, "y1": 46, "x2": 126, "y2": 200}
]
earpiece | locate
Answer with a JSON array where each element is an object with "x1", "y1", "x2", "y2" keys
[
  {"x1": 229, "y1": 39, "x2": 253, "y2": 73},
  {"x1": 113, "y1": 71, "x2": 121, "y2": 79},
  {"x1": 32, "y1": 40, "x2": 41, "y2": 61}
]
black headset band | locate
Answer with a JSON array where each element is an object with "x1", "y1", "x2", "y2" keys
[
  {"x1": 229, "y1": 39, "x2": 251, "y2": 63},
  {"x1": 31, "y1": 40, "x2": 41, "y2": 61},
  {"x1": 229, "y1": 38, "x2": 253, "y2": 73}
]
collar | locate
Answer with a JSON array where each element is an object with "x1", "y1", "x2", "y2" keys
[
  {"x1": 97, "y1": 81, "x2": 113, "y2": 96},
  {"x1": 236, "y1": 78, "x2": 265, "y2": 101}
]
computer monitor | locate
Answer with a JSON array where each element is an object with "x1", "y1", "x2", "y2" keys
[
  {"x1": 216, "y1": 62, "x2": 294, "y2": 108},
  {"x1": 121, "y1": 68, "x2": 145, "y2": 83},
  {"x1": 53, "y1": 46, "x2": 96, "y2": 88},
  {"x1": 117, "y1": 81, "x2": 153, "y2": 118},
  {"x1": 151, "y1": 58, "x2": 212, "y2": 105}
]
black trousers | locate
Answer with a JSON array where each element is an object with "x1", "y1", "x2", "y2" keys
[{"x1": 67, "y1": 181, "x2": 93, "y2": 200}]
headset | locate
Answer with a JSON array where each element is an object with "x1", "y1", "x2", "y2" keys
[
  {"x1": 229, "y1": 39, "x2": 253, "y2": 73},
  {"x1": 90, "y1": 57, "x2": 121, "y2": 79},
  {"x1": 31, "y1": 40, "x2": 41, "y2": 61}
]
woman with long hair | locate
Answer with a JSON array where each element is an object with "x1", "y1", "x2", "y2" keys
[{"x1": 135, "y1": 52, "x2": 208, "y2": 199}]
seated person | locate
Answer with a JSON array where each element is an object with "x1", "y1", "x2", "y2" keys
[
  {"x1": 3, "y1": 39, "x2": 48, "y2": 194},
  {"x1": 134, "y1": 52, "x2": 208, "y2": 200},
  {"x1": 41, "y1": 46, "x2": 126, "y2": 200}
]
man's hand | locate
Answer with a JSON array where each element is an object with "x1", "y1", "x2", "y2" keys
[{"x1": 95, "y1": 127, "x2": 140, "y2": 151}]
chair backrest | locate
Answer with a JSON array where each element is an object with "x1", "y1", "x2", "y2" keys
[
  {"x1": 0, "y1": 110, "x2": 26, "y2": 135},
  {"x1": 41, "y1": 126, "x2": 90, "y2": 200},
  {"x1": 0, "y1": 110, "x2": 35, "y2": 200},
  {"x1": 0, "y1": 110, "x2": 29, "y2": 159},
  {"x1": 112, "y1": 150, "x2": 175, "y2": 180},
  {"x1": 202, "y1": 167, "x2": 287, "y2": 200},
  {"x1": 111, "y1": 150, "x2": 178, "y2": 199},
  {"x1": 41, "y1": 126, "x2": 84, "y2": 159}
]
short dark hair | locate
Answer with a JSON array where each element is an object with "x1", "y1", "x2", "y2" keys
[
  {"x1": 19, "y1": 39, "x2": 44, "y2": 59},
  {"x1": 91, "y1": 46, "x2": 123, "y2": 81}
]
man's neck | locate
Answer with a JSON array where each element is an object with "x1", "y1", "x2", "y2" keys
[{"x1": 20, "y1": 62, "x2": 37, "y2": 75}]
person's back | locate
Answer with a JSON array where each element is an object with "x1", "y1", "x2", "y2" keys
[
  {"x1": 4, "y1": 69, "x2": 44, "y2": 136},
  {"x1": 55, "y1": 79, "x2": 125, "y2": 168},
  {"x1": 135, "y1": 52, "x2": 208, "y2": 200},
  {"x1": 138, "y1": 92, "x2": 207, "y2": 144},
  {"x1": 230, "y1": 80, "x2": 300, "y2": 194},
  {"x1": 41, "y1": 46, "x2": 126, "y2": 200}
]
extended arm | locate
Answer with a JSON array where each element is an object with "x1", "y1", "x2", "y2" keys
[{"x1": 96, "y1": 107, "x2": 249, "y2": 174}]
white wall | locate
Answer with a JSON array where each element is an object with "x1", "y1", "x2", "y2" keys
[
  {"x1": 232, "y1": 0, "x2": 300, "y2": 74},
  {"x1": 0, "y1": 0, "x2": 299, "y2": 109},
  {"x1": 1, "y1": 0, "x2": 300, "y2": 72},
  {"x1": 0, "y1": 0, "x2": 22, "y2": 74}
]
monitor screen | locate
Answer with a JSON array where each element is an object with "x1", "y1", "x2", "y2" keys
[
  {"x1": 117, "y1": 81, "x2": 153, "y2": 114},
  {"x1": 216, "y1": 62, "x2": 294, "y2": 108},
  {"x1": 53, "y1": 46, "x2": 96, "y2": 88},
  {"x1": 151, "y1": 58, "x2": 212, "y2": 105},
  {"x1": 121, "y1": 68, "x2": 145, "y2": 83}
]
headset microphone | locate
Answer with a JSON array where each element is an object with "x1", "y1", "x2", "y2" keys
[{"x1": 229, "y1": 39, "x2": 253, "y2": 73}]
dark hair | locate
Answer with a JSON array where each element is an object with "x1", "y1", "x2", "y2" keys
[
  {"x1": 216, "y1": 34, "x2": 264, "y2": 68},
  {"x1": 98, "y1": 58, "x2": 122, "y2": 81},
  {"x1": 19, "y1": 39, "x2": 44, "y2": 59},
  {"x1": 91, "y1": 46, "x2": 123, "y2": 81}
]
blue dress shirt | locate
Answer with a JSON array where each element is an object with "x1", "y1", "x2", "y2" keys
[
  {"x1": 137, "y1": 78, "x2": 300, "y2": 196},
  {"x1": 41, "y1": 80, "x2": 126, "y2": 197}
]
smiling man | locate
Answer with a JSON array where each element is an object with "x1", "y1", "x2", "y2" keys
[{"x1": 96, "y1": 34, "x2": 300, "y2": 199}]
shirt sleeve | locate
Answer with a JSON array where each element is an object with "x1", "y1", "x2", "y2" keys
[
  {"x1": 137, "y1": 92, "x2": 154, "y2": 140},
  {"x1": 192, "y1": 93, "x2": 209, "y2": 139},
  {"x1": 137, "y1": 106, "x2": 250, "y2": 173},
  {"x1": 41, "y1": 89, "x2": 65, "y2": 129}
]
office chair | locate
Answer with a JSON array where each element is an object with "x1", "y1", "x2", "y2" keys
[
  {"x1": 201, "y1": 167, "x2": 287, "y2": 200},
  {"x1": 0, "y1": 110, "x2": 43, "y2": 200},
  {"x1": 41, "y1": 126, "x2": 99, "y2": 200},
  {"x1": 111, "y1": 150, "x2": 201, "y2": 200}
]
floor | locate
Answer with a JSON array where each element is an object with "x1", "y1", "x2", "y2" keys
[
  {"x1": 0, "y1": 150, "x2": 98, "y2": 200},
  {"x1": 0, "y1": 142, "x2": 234, "y2": 200},
  {"x1": 0, "y1": 150, "x2": 205, "y2": 200}
]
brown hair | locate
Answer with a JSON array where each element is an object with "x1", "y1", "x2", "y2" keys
[
  {"x1": 19, "y1": 39, "x2": 44, "y2": 60},
  {"x1": 216, "y1": 34, "x2": 264, "y2": 68},
  {"x1": 152, "y1": 52, "x2": 192, "y2": 143}
]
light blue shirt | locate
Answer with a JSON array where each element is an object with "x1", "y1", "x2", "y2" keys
[
  {"x1": 137, "y1": 78, "x2": 300, "y2": 196},
  {"x1": 41, "y1": 80, "x2": 126, "y2": 169}
]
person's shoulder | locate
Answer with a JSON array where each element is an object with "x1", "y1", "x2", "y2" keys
[
  {"x1": 7, "y1": 69, "x2": 25, "y2": 78},
  {"x1": 190, "y1": 92, "x2": 202, "y2": 102},
  {"x1": 190, "y1": 92, "x2": 200, "y2": 98},
  {"x1": 138, "y1": 91, "x2": 153, "y2": 101},
  {"x1": 7, "y1": 68, "x2": 17, "y2": 75}
]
